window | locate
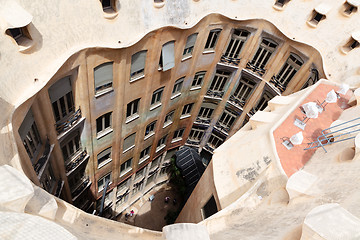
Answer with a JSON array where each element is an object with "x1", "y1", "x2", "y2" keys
[
  {"x1": 139, "y1": 145, "x2": 151, "y2": 163},
  {"x1": 97, "y1": 147, "x2": 112, "y2": 168},
  {"x1": 117, "y1": 178, "x2": 130, "y2": 204},
  {"x1": 171, "y1": 78, "x2": 184, "y2": 99},
  {"x1": 61, "y1": 131, "x2": 81, "y2": 162},
  {"x1": 208, "y1": 70, "x2": 231, "y2": 93},
  {"x1": 100, "y1": 0, "x2": 117, "y2": 13},
  {"x1": 181, "y1": 103, "x2": 194, "y2": 117},
  {"x1": 123, "y1": 133, "x2": 136, "y2": 153},
  {"x1": 208, "y1": 132, "x2": 225, "y2": 149},
  {"x1": 224, "y1": 29, "x2": 249, "y2": 59},
  {"x1": 18, "y1": 109, "x2": 41, "y2": 163},
  {"x1": 159, "y1": 41, "x2": 175, "y2": 71},
  {"x1": 120, "y1": 158, "x2": 132, "y2": 176},
  {"x1": 343, "y1": 36, "x2": 360, "y2": 53},
  {"x1": 117, "y1": 178, "x2": 131, "y2": 194},
  {"x1": 183, "y1": 33, "x2": 198, "y2": 58},
  {"x1": 250, "y1": 38, "x2": 278, "y2": 69},
  {"x1": 275, "y1": 53, "x2": 303, "y2": 88},
  {"x1": 253, "y1": 91, "x2": 275, "y2": 112},
  {"x1": 96, "y1": 112, "x2": 112, "y2": 136},
  {"x1": 201, "y1": 196, "x2": 218, "y2": 219},
  {"x1": 218, "y1": 109, "x2": 237, "y2": 129},
  {"x1": 98, "y1": 172, "x2": 112, "y2": 192},
  {"x1": 191, "y1": 71, "x2": 206, "y2": 89},
  {"x1": 197, "y1": 103, "x2": 215, "y2": 120},
  {"x1": 188, "y1": 128, "x2": 204, "y2": 142},
  {"x1": 126, "y1": 98, "x2": 140, "y2": 121},
  {"x1": 48, "y1": 76, "x2": 75, "y2": 122},
  {"x1": 204, "y1": 29, "x2": 221, "y2": 51},
  {"x1": 151, "y1": 156, "x2": 161, "y2": 170},
  {"x1": 301, "y1": 68, "x2": 319, "y2": 90},
  {"x1": 344, "y1": 1, "x2": 358, "y2": 15},
  {"x1": 94, "y1": 62, "x2": 113, "y2": 95},
  {"x1": 6, "y1": 25, "x2": 32, "y2": 47},
  {"x1": 163, "y1": 111, "x2": 174, "y2": 127},
  {"x1": 308, "y1": 6, "x2": 328, "y2": 26},
  {"x1": 145, "y1": 121, "x2": 156, "y2": 139},
  {"x1": 130, "y1": 50, "x2": 147, "y2": 81},
  {"x1": 274, "y1": 0, "x2": 290, "y2": 8},
  {"x1": 135, "y1": 167, "x2": 146, "y2": 181},
  {"x1": 232, "y1": 77, "x2": 257, "y2": 106},
  {"x1": 150, "y1": 87, "x2": 164, "y2": 109},
  {"x1": 156, "y1": 135, "x2": 167, "y2": 152},
  {"x1": 172, "y1": 128, "x2": 184, "y2": 142}
]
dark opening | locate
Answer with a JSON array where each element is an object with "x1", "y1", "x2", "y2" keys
[{"x1": 202, "y1": 195, "x2": 218, "y2": 219}]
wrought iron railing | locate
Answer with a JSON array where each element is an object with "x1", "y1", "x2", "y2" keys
[
  {"x1": 55, "y1": 108, "x2": 82, "y2": 134},
  {"x1": 220, "y1": 55, "x2": 241, "y2": 66},
  {"x1": 248, "y1": 108, "x2": 256, "y2": 117},
  {"x1": 195, "y1": 117, "x2": 211, "y2": 125},
  {"x1": 270, "y1": 75, "x2": 286, "y2": 93},
  {"x1": 215, "y1": 122, "x2": 230, "y2": 134},
  {"x1": 33, "y1": 138, "x2": 51, "y2": 175},
  {"x1": 245, "y1": 62, "x2": 266, "y2": 77},
  {"x1": 228, "y1": 95, "x2": 246, "y2": 108},
  {"x1": 71, "y1": 177, "x2": 90, "y2": 198},
  {"x1": 186, "y1": 139, "x2": 201, "y2": 146},
  {"x1": 65, "y1": 149, "x2": 88, "y2": 174},
  {"x1": 204, "y1": 144, "x2": 215, "y2": 153},
  {"x1": 206, "y1": 89, "x2": 224, "y2": 99}
]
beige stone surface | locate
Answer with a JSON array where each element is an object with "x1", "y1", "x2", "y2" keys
[{"x1": 25, "y1": 185, "x2": 58, "y2": 220}]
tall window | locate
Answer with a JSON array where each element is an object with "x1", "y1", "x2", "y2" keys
[
  {"x1": 159, "y1": 41, "x2": 175, "y2": 71},
  {"x1": 218, "y1": 109, "x2": 237, "y2": 129},
  {"x1": 276, "y1": 53, "x2": 303, "y2": 88},
  {"x1": 61, "y1": 131, "x2": 81, "y2": 162},
  {"x1": 48, "y1": 76, "x2": 74, "y2": 122},
  {"x1": 172, "y1": 128, "x2": 184, "y2": 142},
  {"x1": 163, "y1": 110, "x2": 174, "y2": 127},
  {"x1": 139, "y1": 145, "x2": 151, "y2": 163},
  {"x1": 156, "y1": 135, "x2": 167, "y2": 152},
  {"x1": 130, "y1": 50, "x2": 147, "y2": 81},
  {"x1": 97, "y1": 147, "x2": 112, "y2": 168},
  {"x1": 18, "y1": 109, "x2": 41, "y2": 163},
  {"x1": 126, "y1": 98, "x2": 140, "y2": 121},
  {"x1": 254, "y1": 91, "x2": 275, "y2": 112},
  {"x1": 309, "y1": 10, "x2": 326, "y2": 26},
  {"x1": 145, "y1": 121, "x2": 156, "y2": 139},
  {"x1": 197, "y1": 104, "x2": 215, "y2": 120},
  {"x1": 100, "y1": 0, "x2": 117, "y2": 13},
  {"x1": 181, "y1": 103, "x2": 194, "y2": 117},
  {"x1": 94, "y1": 62, "x2": 113, "y2": 94},
  {"x1": 120, "y1": 158, "x2": 132, "y2": 176},
  {"x1": 98, "y1": 172, "x2": 111, "y2": 192},
  {"x1": 250, "y1": 38, "x2": 278, "y2": 69},
  {"x1": 96, "y1": 112, "x2": 112, "y2": 136},
  {"x1": 172, "y1": 78, "x2": 184, "y2": 98},
  {"x1": 191, "y1": 71, "x2": 206, "y2": 89},
  {"x1": 123, "y1": 133, "x2": 136, "y2": 153},
  {"x1": 224, "y1": 29, "x2": 249, "y2": 59},
  {"x1": 204, "y1": 29, "x2": 222, "y2": 51},
  {"x1": 151, "y1": 87, "x2": 164, "y2": 108},
  {"x1": 208, "y1": 132, "x2": 225, "y2": 149},
  {"x1": 188, "y1": 128, "x2": 204, "y2": 142},
  {"x1": 183, "y1": 33, "x2": 198, "y2": 58},
  {"x1": 209, "y1": 70, "x2": 231, "y2": 93},
  {"x1": 232, "y1": 77, "x2": 257, "y2": 105}
]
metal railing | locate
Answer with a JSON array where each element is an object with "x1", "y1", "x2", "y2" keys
[
  {"x1": 304, "y1": 117, "x2": 360, "y2": 153},
  {"x1": 220, "y1": 55, "x2": 241, "y2": 66},
  {"x1": 55, "y1": 108, "x2": 82, "y2": 134},
  {"x1": 65, "y1": 149, "x2": 88, "y2": 174},
  {"x1": 71, "y1": 177, "x2": 90, "y2": 199},
  {"x1": 245, "y1": 62, "x2": 266, "y2": 77},
  {"x1": 228, "y1": 95, "x2": 246, "y2": 108},
  {"x1": 270, "y1": 75, "x2": 286, "y2": 93},
  {"x1": 33, "y1": 139, "x2": 51, "y2": 175},
  {"x1": 206, "y1": 89, "x2": 224, "y2": 99},
  {"x1": 215, "y1": 122, "x2": 230, "y2": 134},
  {"x1": 195, "y1": 117, "x2": 211, "y2": 125},
  {"x1": 186, "y1": 139, "x2": 201, "y2": 146}
]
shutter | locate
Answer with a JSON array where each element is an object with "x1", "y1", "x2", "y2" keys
[
  {"x1": 130, "y1": 51, "x2": 147, "y2": 74},
  {"x1": 162, "y1": 41, "x2": 175, "y2": 71},
  {"x1": 18, "y1": 108, "x2": 35, "y2": 139},
  {"x1": 185, "y1": 33, "x2": 198, "y2": 49},
  {"x1": 94, "y1": 62, "x2": 113, "y2": 89},
  {"x1": 98, "y1": 147, "x2": 111, "y2": 160},
  {"x1": 123, "y1": 133, "x2": 136, "y2": 151},
  {"x1": 48, "y1": 76, "x2": 72, "y2": 102}
]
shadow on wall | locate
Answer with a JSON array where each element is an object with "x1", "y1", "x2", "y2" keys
[
  {"x1": 0, "y1": 97, "x2": 15, "y2": 166},
  {"x1": 23, "y1": 23, "x2": 43, "y2": 54}
]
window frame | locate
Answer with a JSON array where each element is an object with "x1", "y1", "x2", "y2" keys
[
  {"x1": 171, "y1": 78, "x2": 184, "y2": 99},
  {"x1": 156, "y1": 135, "x2": 167, "y2": 152},
  {"x1": 181, "y1": 103, "x2": 194, "y2": 118},
  {"x1": 150, "y1": 87, "x2": 164, "y2": 110},
  {"x1": 94, "y1": 62, "x2": 114, "y2": 95},
  {"x1": 126, "y1": 98, "x2": 140, "y2": 122},
  {"x1": 98, "y1": 172, "x2": 112, "y2": 192},
  {"x1": 204, "y1": 29, "x2": 222, "y2": 52},
  {"x1": 172, "y1": 128, "x2": 185, "y2": 143},
  {"x1": 130, "y1": 50, "x2": 147, "y2": 81},
  {"x1": 120, "y1": 158, "x2": 133, "y2": 176},
  {"x1": 250, "y1": 38, "x2": 278, "y2": 69},
  {"x1": 144, "y1": 121, "x2": 156, "y2": 139},
  {"x1": 97, "y1": 147, "x2": 112, "y2": 168},
  {"x1": 191, "y1": 71, "x2": 206, "y2": 90},
  {"x1": 183, "y1": 33, "x2": 198, "y2": 59},
  {"x1": 139, "y1": 145, "x2": 152, "y2": 164},
  {"x1": 163, "y1": 110, "x2": 174, "y2": 128},
  {"x1": 96, "y1": 112, "x2": 112, "y2": 138},
  {"x1": 224, "y1": 29, "x2": 249, "y2": 59}
]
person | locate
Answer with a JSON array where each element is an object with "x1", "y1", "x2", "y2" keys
[
  {"x1": 130, "y1": 210, "x2": 134, "y2": 217},
  {"x1": 125, "y1": 213, "x2": 129, "y2": 220},
  {"x1": 164, "y1": 196, "x2": 170, "y2": 203}
]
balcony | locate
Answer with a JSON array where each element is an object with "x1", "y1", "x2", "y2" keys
[
  {"x1": 228, "y1": 95, "x2": 246, "y2": 110},
  {"x1": 65, "y1": 149, "x2": 89, "y2": 176},
  {"x1": 245, "y1": 62, "x2": 266, "y2": 77},
  {"x1": 205, "y1": 89, "x2": 224, "y2": 99},
  {"x1": 214, "y1": 122, "x2": 230, "y2": 135},
  {"x1": 269, "y1": 75, "x2": 285, "y2": 93},
  {"x1": 204, "y1": 144, "x2": 215, "y2": 153},
  {"x1": 185, "y1": 139, "x2": 201, "y2": 147},
  {"x1": 219, "y1": 55, "x2": 241, "y2": 67},
  {"x1": 194, "y1": 117, "x2": 211, "y2": 125},
  {"x1": 55, "y1": 108, "x2": 83, "y2": 137},
  {"x1": 33, "y1": 139, "x2": 55, "y2": 179},
  {"x1": 71, "y1": 177, "x2": 91, "y2": 201}
]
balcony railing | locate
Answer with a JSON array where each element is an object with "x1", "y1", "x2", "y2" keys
[
  {"x1": 65, "y1": 149, "x2": 88, "y2": 175},
  {"x1": 270, "y1": 75, "x2": 286, "y2": 93},
  {"x1": 186, "y1": 139, "x2": 201, "y2": 146},
  {"x1": 248, "y1": 108, "x2": 256, "y2": 117},
  {"x1": 228, "y1": 95, "x2": 246, "y2": 109},
  {"x1": 204, "y1": 144, "x2": 215, "y2": 153},
  {"x1": 55, "y1": 108, "x2": 82, "y2": 135},
  {"x1": 205, "y1": 89, "x2": 224, "y2": 99},
  {"x1": 214, "y1": 122, "x2": 230, "y2": 135},
  {"x1": 33, "y1": 139, "x2": 54, "y2": 178},
  {"x1": 246, "y1": 62, "x2": 266, "y2": 77},
  {"x1": 194, "y1": 117, "x2": 211, "y2": 125},
  {"x1": 220, "y1": 55, "x2": 241, "y2": 66},
  {"x1": 71, "y1": 177, "x2": 91, "y2": 201}
]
